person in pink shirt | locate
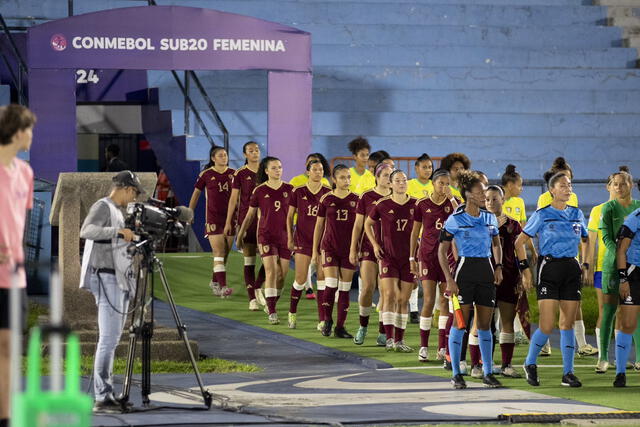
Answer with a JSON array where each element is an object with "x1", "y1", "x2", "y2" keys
[{"x1": 0, "y1": 104, "x2": 36, "y2": 426}]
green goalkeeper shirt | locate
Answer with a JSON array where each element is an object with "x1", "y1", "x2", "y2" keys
[{"x1": 599, "y1": 198, "x2": 640, "y2": 290}]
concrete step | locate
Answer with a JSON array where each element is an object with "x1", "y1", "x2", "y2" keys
[
  {"x1": 164, "y1": 1, "x2": 608, "y2": 27},
  {"x1": 78, "y1": 340, "x2": 199, "y2": 361},
  {"x1": 161, "y1": 87, "x2": 640, "y2": 114},
  {"x1": 174, "y1": 110, "x2": 640, "y2": 138},
  {"x1": 299, "y1": 23, "x2": 622, "y2": 48},
  {"x1": 76, "y1": 327, "x2": 183, "y2": 342},
  {"x1": 310, "y1": 45, "x2": 637, "y2": 68}
]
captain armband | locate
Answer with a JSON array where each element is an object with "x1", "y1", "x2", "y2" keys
[
  {"x1": 439, "y1": 229, "x2": 454, "y2": 242},
  {"x1": 618, "y1": 225, "x2": 636, "y2": 241}
]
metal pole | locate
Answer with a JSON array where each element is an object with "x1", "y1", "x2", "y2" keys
[
  {"x1": 184, "y1": 71, "x2": 190, "y2": 135},
  {"x1": 9, "y1": 268, "x2": 22, "y2": 424},
  {"x1": 49, "y1": 270, "x2": 63, "y2": 391},
  {"x1": 68, "y1": 0, "x2": 74, "y2": 16}
]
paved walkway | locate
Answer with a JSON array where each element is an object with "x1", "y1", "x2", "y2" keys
[{"x1": 91, "y1": 301, "x2": 614, "y2": 426}]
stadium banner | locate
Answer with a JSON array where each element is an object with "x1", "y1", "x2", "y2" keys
[{"x1": 28, "y1": 6, "x2": 311, "y2": 72}]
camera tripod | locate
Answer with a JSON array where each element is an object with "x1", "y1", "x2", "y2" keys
[{"x1": 119, "y1": 239, "x2": 212, "y2": 411}]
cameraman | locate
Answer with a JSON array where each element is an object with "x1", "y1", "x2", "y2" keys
[{"x1": 80, "y1": 170, "x2": 142, "y2": 412}]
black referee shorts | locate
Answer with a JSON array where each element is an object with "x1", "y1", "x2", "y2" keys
[
  {"x1": 621, "y1": 264, "x2": 640, "y2": 306},
  {"x1": 454, "y1": 257, "x2": 496, "y2": 308},
  {"x1": 536, "y1": 256, "x2": 582, "y2": 301}
]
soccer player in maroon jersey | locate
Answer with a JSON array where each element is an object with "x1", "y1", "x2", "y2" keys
[
  {"x1": 224, "y1": 141, "x2": 266, "y2": 311},
  {"x1": 365, "y1": 170, "x2": 417, "y2": 352},
  {"x1": 287, "y1": 159, "x2": 331, "y2": 329},
  {"x1": 237, "y1": 156, "x2": 293, "y2": 325},
  {"x1": 312, "y1": 164, "x2": 359, "y2": 338},
  {"x1": 484, "y1": 185, "x2": 530, "y2": 377},
  {"x1": 410, "y1": 168, "x2": 458, "y2": 362},
  {"x1": 189, "y1": 146, "x2": 235, "y2": 298},
  {"x1": 350, "y1": 162, "x2": 392, "y2": 346}
]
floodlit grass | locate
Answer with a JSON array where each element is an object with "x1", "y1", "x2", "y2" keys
[
  {"x1": 154, "y1": 252, "x2": 640, "y2": 412},
  {"x1": 25, "y1": 355, "x2": 260, "y2": 376}
]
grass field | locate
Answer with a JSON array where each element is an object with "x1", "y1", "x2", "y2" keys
[{"x1": 154, "y1": 252, "x2": 640, "y2": 412}]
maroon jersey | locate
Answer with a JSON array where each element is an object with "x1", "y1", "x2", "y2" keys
[
  {"x1": 369, "y1": 196, "x2": 417, "y2": 262},
  {"x1": 249, "y1": 182, "x2": 293, "y2": 246},
  {"x1": 291, "y1": 184, "x2": 331, "y2": 249},
  {"x1": 496, "y1": 216, "x2": 522, "y2": 277},
  {"x1": 414, "y1": 197, "x2": 456, "y2": 259},
  {"x1": 318, "y1": 192, "x2": 359, "y2": 257},
  {"x1": 231, "y1": 165, "x2": 257, "y2": 225},
  {"x1": 195, "y1": 167, "x2": 235, "y2": 223},
  {"x1": 356, "y1": 189, "x2": 387, "y2": 253}
]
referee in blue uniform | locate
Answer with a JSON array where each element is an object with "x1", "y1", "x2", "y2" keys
[
  {"x1": 614, "y1": 205, "x2": 640, "y2": 387},
  {"x1": 438, "y1": 170, "x2": 504, "y2": 389},
  {"x1": 515, "y1": 172, "x2": 589, "y2": 388}
]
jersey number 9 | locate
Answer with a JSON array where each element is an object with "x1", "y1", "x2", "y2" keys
[{"x1": 274, "y1": 200, "x2": 282, "y2": 212}]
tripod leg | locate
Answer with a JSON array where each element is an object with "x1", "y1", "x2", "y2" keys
[
  {"x1": 141, "y1": 322, "x2": 152, "y2": 406},
  {"x1": 156, "y1": 260, "x2": 213, "y2": 408}
]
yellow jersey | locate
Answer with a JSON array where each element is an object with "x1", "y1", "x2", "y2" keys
[
  {"x1": 289, "y1": 173, "x2": 330, "y2": 188},
  {"x1": 588, "y1": 203, "x2": 606, "y2": 272},
  {"x1": 407, "y1": 178, "x2": 434, "y2": 200},
  {"x1": 450, "y1": 186, "x2": 462, "y2": 200},
  {"x1": 536, "y1": 191, "x2": 578, "y2": 209},
  {"x1": 503, "y1": 196, "x2": 527, "y2": 223},
  {"x1": 350, "y1": 167, "x2": 376, "y2": 195}
]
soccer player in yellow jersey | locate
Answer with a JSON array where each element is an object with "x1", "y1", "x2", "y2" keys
[
  {"x1": 440, "y1": 152, "x2": 471, "y2": 200},
  {"x1": 502, "y1": 164, "x2": 527, "y2": 223},
  {"x1": 537, "y1": 157, "x2": 578, "y2": 209},
  {"x1": 587, "y1": 179, "x2": 614, "y2": 367},
  {"x1": 347, "y1": 137, "x2": 373, "y2": 194},
  {"x1": 289, "y1": 153, "x2": 331, "y2": 188},
  {"x1": 407, "y1": 153, "x2": 435, "y2": 199},
  {"x1": 354, "y1": 151, "x2": 393, "y2": 195}
]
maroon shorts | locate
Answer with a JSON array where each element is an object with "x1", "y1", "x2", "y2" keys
[
  {"x1": 359, "y1": 242, "x2": 377, "y2": 263},
  {"x1": 204, "y1": 220, "x2": 225, "y2": 237},
  {"x1": 379, "y1": 258, "x2": 414, "y2": 283},
  {"x1": 294, "y1": 246, "x2": 312, "y2": 257},
  {"x1": 322, "y1": 250, "x2": 355, "y2": 271},
  {"x1": 496, "y1": 270, "x2": 520, "y2": 304},
  {"x1": 241, "y1": 216, "x2": 258, "y2": 245},
  {"x1": 258, "y1": 242, "x2": 291, "y2": 260}
]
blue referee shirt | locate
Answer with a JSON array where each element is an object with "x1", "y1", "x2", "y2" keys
[
  {"x1": 622, "y1": 208, "x2": 640, "y2": 266},
  {"x1": 443, "y1": 207, "x2": 499, "y2": 258},
  {"x1": 523, "y1": 205, "x2": 588, "y2": 258}
]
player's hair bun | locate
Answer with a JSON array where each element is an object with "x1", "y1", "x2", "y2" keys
[
  {"x1": 619, "y1": 165, "x2": 630, "y2": 173},
  {"x1": 553, "y1": 157, "x2": 567, "y2": 169},
  {"x1": 505, "y1": 164, "x2": 517, "y2": 175}
]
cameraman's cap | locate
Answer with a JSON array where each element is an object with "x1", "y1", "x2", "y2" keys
[{"x1": 113, "y1": 170, "x2": 144, "y2": 195}]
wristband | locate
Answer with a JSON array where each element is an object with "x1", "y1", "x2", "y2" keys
[
  {"x1": 494, "y1": 263, "x2": 503, "y2": 269},
  {"x1": 619, "y1": 268, "x2": 628, "y2": 282},
  {"x1": 409, "y1": 257, "x2": 415, "y2": 261},
  {"x1": 581, "y1": 262, "x2": 590, "y2": 270},
  {"x1": 517, "y1": 259, "x2": 530, "y2": 271}
]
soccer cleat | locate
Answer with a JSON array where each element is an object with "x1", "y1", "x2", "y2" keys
[
  {"x1": 321, "y1": 320, "x2": 333, "y2": 337},
  {"x1": 209, "y1": 281, "x2": 221, "y2": 296},
  {"x1": 288, "y1": 312, "x2": 297, "y2": 329},
  {"x1": 394, "y1": 341, "x2": 413, "y2": 353},
  {"x1": 515, "y1": 330, "x2": 529, "y2": 345},
  {"x1": 249, "y1": 299, "x2": 259, "y2": 311},
  {"x1": 410, "y1": 311, "x2": 419, "y2": 324},
  {"x1": 255, "y1": 288, "x2": 267, "y2": 307},
  {"x1": 634, "y1": 362, "x2": 640, "y2": 371},
  {"x1": 317, "y1": 321, "x2": 325, "y2": 332},
  {"x1": 471, "y1": 364, "x2": 483, "y2": 379},
  {"x1": 385, "y1": 338, "x2": 395, "y2": 351},
  {"x1": 540, "y1": 341, "x2": 551, "y2": 357},
  {"x1": 93, "y1": 395, "x2": 123, "y2": 414},
  {"x1": 459, "y1": 360, "x2": 469, "y2": 376},
  {"x1": 268, "y1": 313, "x2": 279, "y2": 325},
  {"x1": 418, "y1": 347, "x2": 429, "y2": 362},
  {"x1": 501, "y1": 364, "x2": 522, "y2": 378},
  {"x1": 595, "y1": 360, "x2": 609, "y2": 374},
  {"x1": 451, "y1": 374, "x2": 467, "y2": 389},
  {"x1": 220, "y1": 287, "x2": 233, "y2": 298},
  {"x1": 577, "y1": 344, "x2": 598, "y2": 357},
  {"x1": 436, "y1": 347, "x2": 446, "y2": 361},
  {"x1": 334, "y1": 326, "x2": 353, "y2": 339},
  {"x1": 561, "y1": 372, "x2": 582, "y2": 388},
  {"x1": 492, "y1": 364, "x2": 502, "y2": 375},
  {"x1": 483, "y1": 374, "x2": 503, "y2": 388},
  {"x1": 305, "y1": 288, "x2": 316, "y2": 300},
  {"x1": 523, "y1": 364, "x2": 540, "y2": 386},
  {"x1": 613, "y1": 373, "x2": 627, "y2": 388},
  {"x1": 353, "y1": 326, "x2": 367, "y2": 345},
  {"x1": 376, "y1": 333, "x2": 387, "y2": 346}
]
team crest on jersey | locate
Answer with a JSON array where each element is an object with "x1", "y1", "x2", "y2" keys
[
  {"x1": 382, "y1": 267, "x2": 388, "y2": 274},
  {"x1": 422, "y1": 268, "x2": 428, "y2": 276},
  {"x1": 327, "y1": 256, "x2": 332, "y2": 263},
  {"x1": 572, "y1": 223, "x2": 581, "y2": 235},
  {"x1": 350, "y1": 201, "x2": 356, "y2": 207},
  {"x1": 445, "y1": 206, "x2": 450, "y2": 213},
  {"x1": 363, "y1": 251, "x2": 370, "y2": 257},
  {"x1": 283, "y1": 192, "x2": 288, "y2": 198},
  {"x1": 410, "y1": 208, "x2": 414, "y2": 215},
  {"x1": 262, "y1": 245, "x2": 270, "y2": 253}
]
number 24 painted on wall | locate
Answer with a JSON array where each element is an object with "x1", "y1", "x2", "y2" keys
[{"x1": 76, "y1": 69, "x2": 100, "y2": 84}]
